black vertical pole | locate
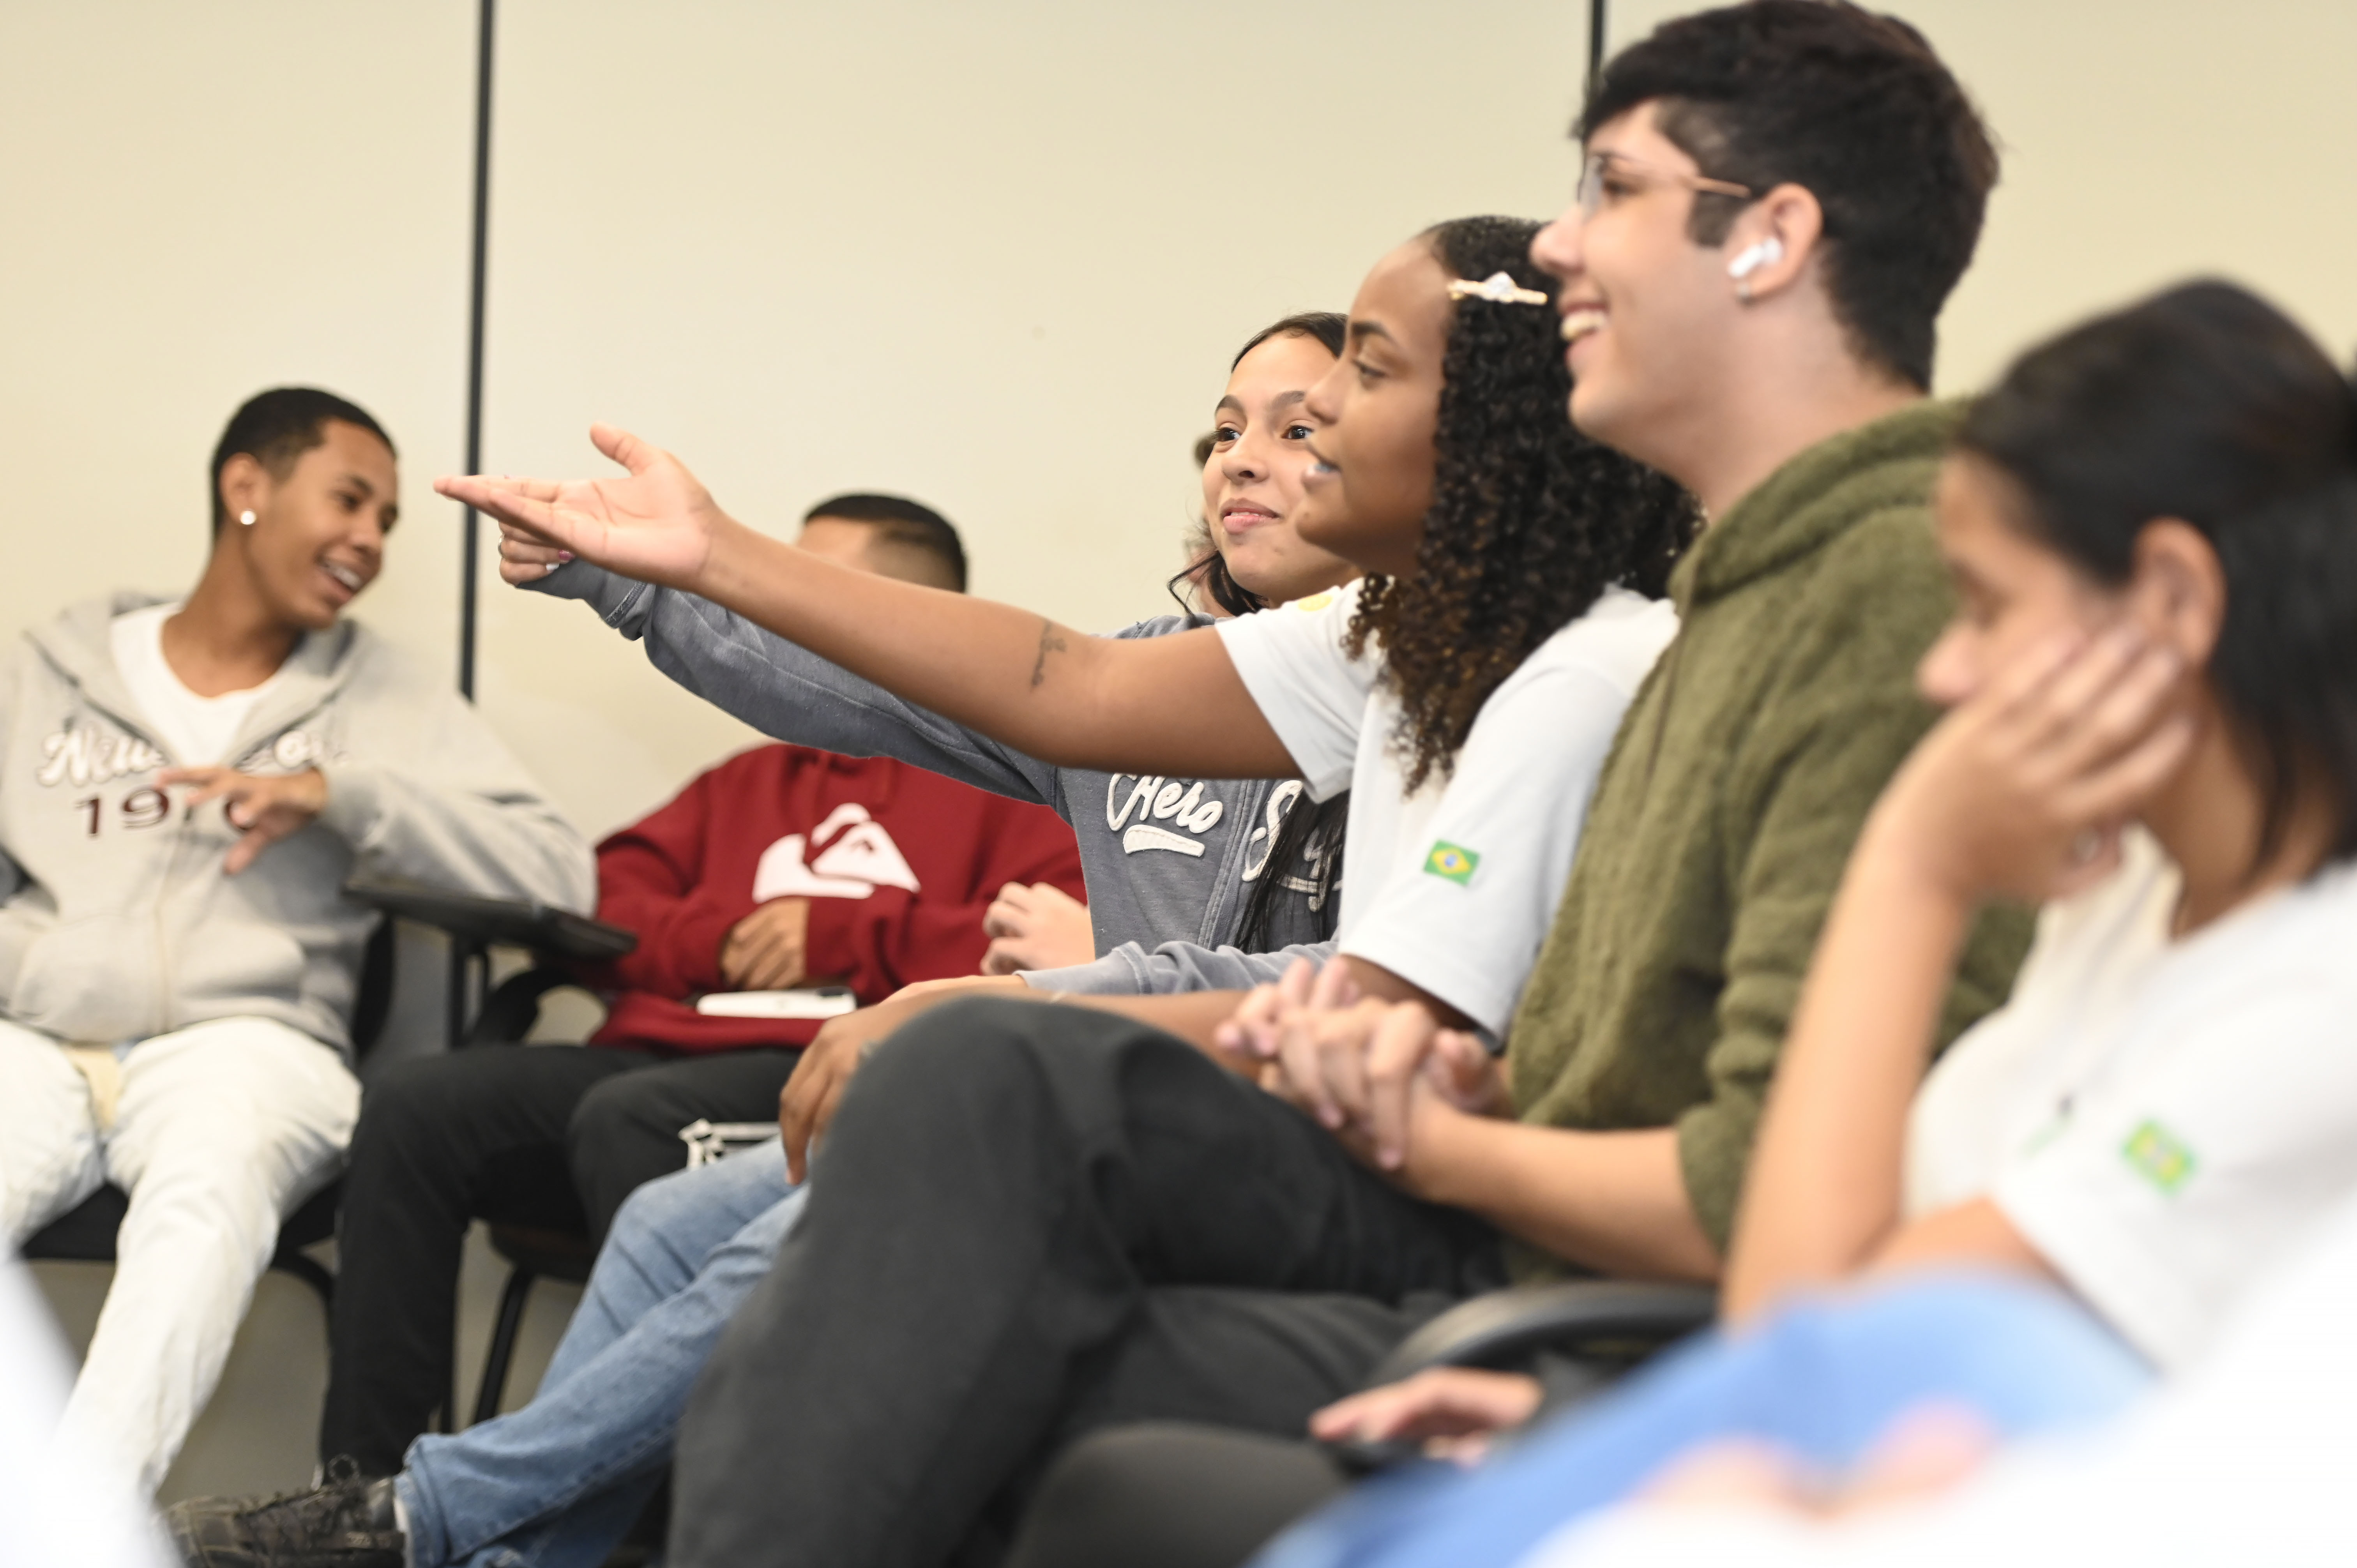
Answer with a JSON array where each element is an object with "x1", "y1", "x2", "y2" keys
[
  {"x1": 1587, "y1": 0, "x2": 1608, "y2": 99},
  {"x1": 450, "y1": 0, "x2": 496, "y2": 1063},
  {"x1": 458, "y1": 0, "x2": 496, "y2": 703}
]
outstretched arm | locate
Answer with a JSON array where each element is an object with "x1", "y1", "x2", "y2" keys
[{"x1": 440, "y1": 427, "x2": 1293, "y2": 779}]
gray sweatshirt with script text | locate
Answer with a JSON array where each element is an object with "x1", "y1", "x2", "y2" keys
[
  {"x1": 527, "y1": 565, "x2": 1336, "y2": 989},
  {"x1": 0, "y1": 594, "x2": 595, "y2": 1054}
]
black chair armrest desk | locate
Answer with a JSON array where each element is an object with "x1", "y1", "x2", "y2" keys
[
  {"x1": 1319, "y1": 1280, "x2": 1719, "y2": 1475},
  {"x1": 341, "y1": 877, "x2": 635, "y2": 1051},
  {"x1": 1366, "y1": 1279, "x2": 1719, "y2": 1386}
]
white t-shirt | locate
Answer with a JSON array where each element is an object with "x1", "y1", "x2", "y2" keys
[
  {"x1": 1904, "y1": 827, "x2": 2357, "y2": 1370},
  {"x1": 1217, "y1": 581, "x2": 1676, "y2": 1037},
  {"x1": 108, "y1": 603, "x2": 283, "y2": 766}
]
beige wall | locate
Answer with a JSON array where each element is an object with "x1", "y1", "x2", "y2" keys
[{"x1": 1608, "y1": 0, "x2": 2357, "y2": 395}]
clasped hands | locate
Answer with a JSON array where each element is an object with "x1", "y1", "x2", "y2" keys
[{"x1": 1216, "y1": 957, "x2": 1507, "y2": 1182}]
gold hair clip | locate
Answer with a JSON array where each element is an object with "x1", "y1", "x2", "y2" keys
[{"x1": 1445, "y1": 271, "x2": 1549, "y2": 307}]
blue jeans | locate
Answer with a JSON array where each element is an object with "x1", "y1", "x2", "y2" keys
[
  {"x1": 396, "y1": 1139, "x2": 804, "y2": 1568},
  {"x1": 1253, "y1": 1272, "x2": 2156, "y2": 1568}
]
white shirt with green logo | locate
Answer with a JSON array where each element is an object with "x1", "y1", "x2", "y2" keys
[
  {"x1": 1906, "y1": 826, "x2": 2357, "y2": 1369},
  {"x1": 1217, "y1": 581, "x2": 1676, "y2": 1038}
]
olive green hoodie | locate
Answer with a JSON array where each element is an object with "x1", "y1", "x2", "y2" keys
[{"x1": 1507, "y1": 400, "x2": 2034, "y2": 1262}]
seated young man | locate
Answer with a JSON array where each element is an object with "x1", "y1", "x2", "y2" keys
[
  {"x1": 0, "y1": 388, "x2": 594, "y2": 1499},
  {"x1": 317, "y1": 495, "x2": 1088, "y2": 1479}
]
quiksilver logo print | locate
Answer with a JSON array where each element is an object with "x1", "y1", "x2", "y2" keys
[{"x1": 753, "y1": 803, "x2": 922, "y2": 900}]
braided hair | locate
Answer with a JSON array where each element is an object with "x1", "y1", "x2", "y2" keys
[{"x1": 1344, "y1": 216, "x2": 1700, "y2": 792}]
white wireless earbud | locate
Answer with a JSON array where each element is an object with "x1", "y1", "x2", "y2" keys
[{"x1": 1726, "y1": 237, "x2": 1785, "y2": 281}]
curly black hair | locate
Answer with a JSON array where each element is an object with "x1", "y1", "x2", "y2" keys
[{"x1": 1343, "y1": 215, "x2": 1700, "y2": 793}]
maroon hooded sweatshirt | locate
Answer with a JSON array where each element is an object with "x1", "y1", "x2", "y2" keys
[{"x1": 584, "y1": 743, "x2": 1085, "y2": 1053}]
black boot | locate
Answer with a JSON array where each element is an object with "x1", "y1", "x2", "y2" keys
[{"x1": 166, "y1": 1456, "x2": 404, "y2": 1568}]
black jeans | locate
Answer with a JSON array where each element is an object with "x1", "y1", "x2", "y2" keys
[
  {"x1": 565, "y1": 1049, "x2": 802, "y2": 1234},
  {"x1": 669, "y1": 999, "x2": 1503, "y2": 1568},
  {"x1": 320, "y1": 1044, "x2": 799, "y2": 1474}
]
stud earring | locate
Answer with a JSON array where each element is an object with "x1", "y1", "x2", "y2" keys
[{"x1": 239, "y1": 510, "x2": 256, "y2": 527}]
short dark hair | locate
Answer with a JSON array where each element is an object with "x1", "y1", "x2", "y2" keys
[
  {"x1": 1229, "y1": 311, "x2": 1347, "y2": 371},
  {"x1": 802, "y1": 493, "x2": 966, "y2": 592},
  {"x1": 1580, "y1": 0, "x2": 1998, "y2": 389},
  {"x1": 1958, "y1": 280, "x2": 2357, "y2": 867},
  {"x1": 210, "y1": 387, "x2": 394, "y2": 535}
]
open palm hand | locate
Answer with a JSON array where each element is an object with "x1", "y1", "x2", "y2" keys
[{"x1": 437, "y1": 423, "x2": 731, "y2": 592}]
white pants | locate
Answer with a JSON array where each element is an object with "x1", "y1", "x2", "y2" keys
[{"x1": 0, "y1": 1015, "x2": 359, "y2": 1497}]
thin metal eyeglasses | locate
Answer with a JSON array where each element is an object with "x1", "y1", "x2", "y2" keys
[{"x1": 1575, "y1": 150, "x2": 1753, "y2": 217}]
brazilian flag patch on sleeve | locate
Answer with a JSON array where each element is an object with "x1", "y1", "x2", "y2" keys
[
  {"x1": 1423, "y1": 841, "x2": 1479, "y2": 886},
  {"x1": 2122, "y1": 1120, "x2": 2196, "y2": 1195}
]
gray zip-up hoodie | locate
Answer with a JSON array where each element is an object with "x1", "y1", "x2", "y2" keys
[
  {"x1": 527, "y1": 566, "x2": 1337, "y2": 988},
  {"x1": 0, "y1": 593, "x2": 596, "y2": 1054}
]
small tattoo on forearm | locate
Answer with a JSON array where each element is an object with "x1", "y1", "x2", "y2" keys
[{"x1": 1030, "y1": 620, "x2": 1067, "y2": 688}]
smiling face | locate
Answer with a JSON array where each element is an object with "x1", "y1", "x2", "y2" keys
[
  {"x1": 1529, "y1": 103, "x2": 1749, "y2": 465},
  {"x1": 1295, "y1": 240, "x2": 1454, "y2": 578},
  {"x1": 219, "y1": 420, "x2": 398, "y2": 631},
  {"x1": 1200, "y1": 330, "x2": 1353, "y2": 604},
  {"x1": 1916, "y1": 455, "x2": 2131, "y2": 708}
]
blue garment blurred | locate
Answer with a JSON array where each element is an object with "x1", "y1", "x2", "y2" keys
[{"x1": 1254, "y1": 1271, "x2": 2153, "y2": 1568}]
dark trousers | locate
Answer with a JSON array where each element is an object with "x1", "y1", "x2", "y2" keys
[
  {"x1": 320, "y1": 1044, "x2": 799, "y2": 1474},
  {"x1": 669, "y1": 998, "x2": 1503, "y2": 1568},
  {"x1": 566, "y1": 1049, "x2": 801, "y2": 1234},
  {"x1": 1004, "y1": 1424, "x2": 1348, "y2": 1568}
]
